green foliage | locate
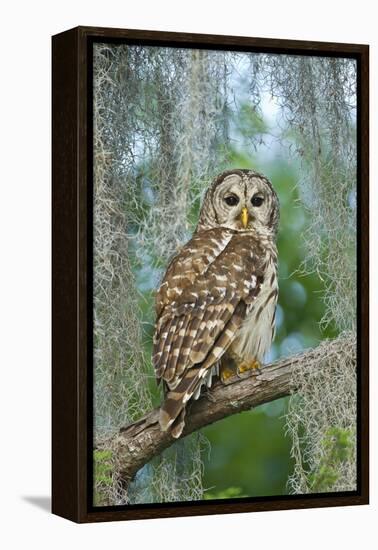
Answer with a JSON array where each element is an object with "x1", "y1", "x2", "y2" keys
[
  {"x1": 93, "y1": 450, "x2": 114, "y2": 506},
  {"x1": 203, "y1": 399, "x2": 293, "y2": 497},
  {"x1": 308, "y1": 428, "x2": 354, "y2": 492},
  {"x1": 204, "y1": 486, "x2": 247, "y2": 500},
  {"x1": 234, "y1": 104, "x2": 268, "y2": 138}
]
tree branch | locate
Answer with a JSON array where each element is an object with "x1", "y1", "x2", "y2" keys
[{"x1": 103, "y1": 335, "x2": 355, "y2": 486}]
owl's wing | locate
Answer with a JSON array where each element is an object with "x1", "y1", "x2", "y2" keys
[{"x1": 153, "y1": 228, "x2": 264, "y2": 437}]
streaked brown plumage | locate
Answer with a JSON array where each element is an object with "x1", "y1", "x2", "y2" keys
[{"x1": 153, "y1": 169, "x2": 280, "y2": 437}]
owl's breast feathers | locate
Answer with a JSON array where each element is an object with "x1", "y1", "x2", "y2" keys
[{"x1": 153, "y1": 227, "x2": 277, "y2": 438}]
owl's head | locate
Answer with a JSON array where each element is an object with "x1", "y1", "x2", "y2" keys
[{"x1": 197, "y1": 169, "x2": 280, "y2": 236}]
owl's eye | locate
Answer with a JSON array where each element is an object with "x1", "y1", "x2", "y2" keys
[
  {"x1": 224, "y1": 195, "x2": 239, "y2": 206},
  {"x1": 251, "y1": 195, "x2": 264, "y2": 207}
]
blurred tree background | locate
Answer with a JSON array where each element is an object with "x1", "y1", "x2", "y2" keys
[{"x1": 93, "y1": 45, "x2": 356, "y2": 505}]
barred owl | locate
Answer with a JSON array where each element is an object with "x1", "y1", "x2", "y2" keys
[{"x1": 153, "y1": 169, "x2": 279, "y2": 438}]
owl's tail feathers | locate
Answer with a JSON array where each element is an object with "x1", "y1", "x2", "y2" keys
[
  {"x1": 159, "y1": 397, "x2": 188, "y2": 439},
  {"x1": 159, "y1": 366, "x2": 204, "y2": 439}
]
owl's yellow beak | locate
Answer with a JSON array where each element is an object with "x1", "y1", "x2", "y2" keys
[{"x1": 240, "y1": 207, "x2": 249, "y2": 229}]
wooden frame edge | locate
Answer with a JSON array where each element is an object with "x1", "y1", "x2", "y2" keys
[
  {"x1": 52, "y1": 26, "x2": 369, "y2": 524},
  {"x1": 52, "y1": 27, "x2": 80, "y2": 522}
]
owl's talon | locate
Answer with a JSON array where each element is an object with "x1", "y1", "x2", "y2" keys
[
  {"x1": 220, "y1": 365, "x2": 237, "y2": 385},
  {"x1": 237, "y1": 359, "x2": 262, "y2": 377}
]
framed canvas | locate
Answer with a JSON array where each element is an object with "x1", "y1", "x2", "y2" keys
[{"x1": 52, "y1": 26, "x2": 369, "y2": 523}]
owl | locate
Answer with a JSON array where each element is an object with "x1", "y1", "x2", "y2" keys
[{"x1": 153, "y1": 169, "x2": 279, "y2": 438}]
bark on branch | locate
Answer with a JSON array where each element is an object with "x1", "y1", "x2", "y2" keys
[{"x1": 104, "y1": 335, "x2": 355, "y2": 486}]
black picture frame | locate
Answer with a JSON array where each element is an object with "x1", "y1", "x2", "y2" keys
[{"x1": 52, "y1": 26, "x2": 369, "y2": 523}]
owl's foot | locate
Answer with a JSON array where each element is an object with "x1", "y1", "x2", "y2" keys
[
  {"x1": 220, "y1": 364, "x2": 237, "y2": 385},
  {"x1": 237, "y1": 359, "x2": 262, "y2": 378}
]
